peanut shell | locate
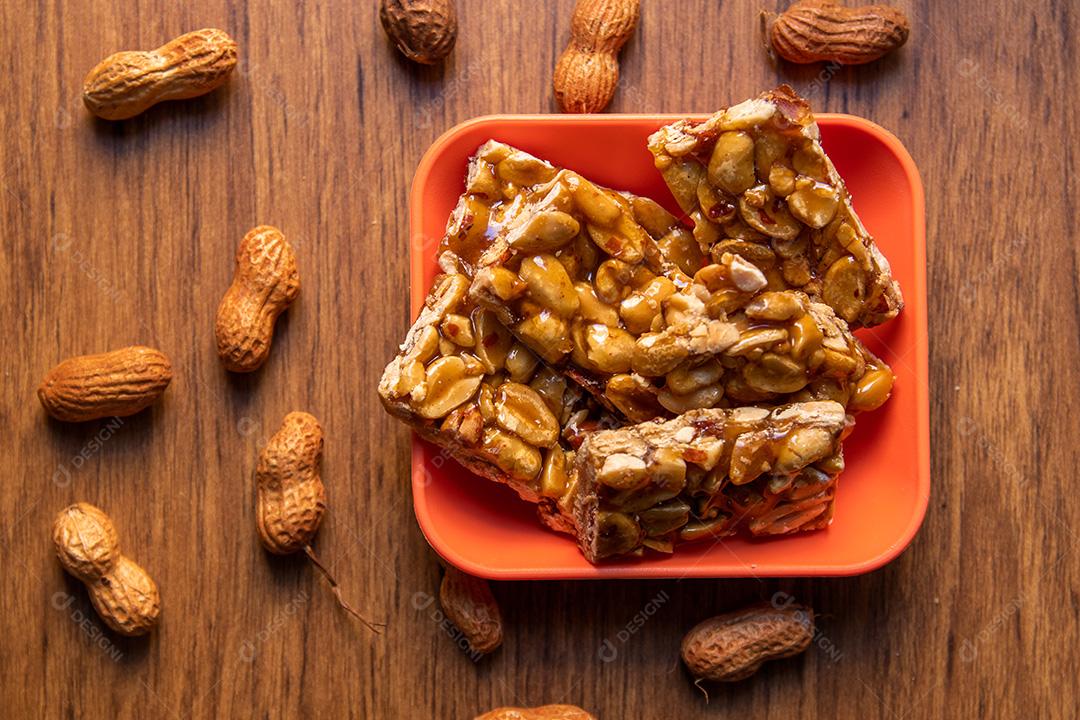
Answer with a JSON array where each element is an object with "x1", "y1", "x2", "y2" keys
[
  {"x1": 379, "y1": 0, "x2": 458, "y2": 64},
  {"x1": 439, "y1": 565, "x2": 503, "y2": 654},
  {"x1": 38, "y1": 346, "x2": 173, "y2": 422},
  {"x1": 215, "y1": 225, "x2": 300, "y2": 373},
  {"x1": 255, "y1": 412, "x2": 326, "y2": 554},
  {"x1": 83, "y1": 28, "x2": 237, "y2": 120},
  {"x1": 681, "y1": 602, "x2": 814, "y2": 682},
  {"x1": 767, "y1": 0, "x2": 909, "y2": 65},
  {"x1": 52, "y1": 503, "x2": 160, "y2": 637}
]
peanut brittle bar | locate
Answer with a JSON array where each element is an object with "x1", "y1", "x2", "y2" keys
[
  {"x1": 378, "y1": 272, "x2": 617, "y2": 534},
  {"x1": 568, "y1": 401, "x2": 850, "y2": 562},
  {"x1": 380, "y1": 137, "x2": 896, "y2": 564},
  {"x1": 647, "y1": 85, "x2": 903, "y2": 327}
]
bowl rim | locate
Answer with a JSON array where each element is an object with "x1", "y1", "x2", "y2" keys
[{"x1": 407, "y1": 113, "x2": 929, "y2": 580}]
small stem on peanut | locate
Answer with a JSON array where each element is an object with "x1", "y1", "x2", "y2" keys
[
  {"x1": 693, "y1": 677, "x2": 711, "y2": 702},
  {"x1": 303, "y1": 545, "x2": 385, "y2": 634}
]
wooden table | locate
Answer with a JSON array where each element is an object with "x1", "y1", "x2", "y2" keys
[{"x1": 3, "y1": 1, "x2": 1076, "y2": 717}]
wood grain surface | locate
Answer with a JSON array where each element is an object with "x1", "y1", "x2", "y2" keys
[{"x1": 3, "y1": 1, "x2": 1077, "y2": 718}]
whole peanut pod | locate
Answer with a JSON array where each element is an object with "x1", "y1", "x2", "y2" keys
[
  {"x1": 553, "y1": 0, "x2": 641, "y2": 113},
  {"x1": 256, "y1": 412, "x2": 327, "y2": 554},
  {"x1": 681, "y1": 602, "x2": 814, "y2": 682},
  {"x1": 52, "y1": 503, "x2": 160, "y2": 636},
  {"x1": 255, "y1": 412, "x2": 382, "y2": 632},
  {"x1": 38, "y1": 346, "x2": 173, "y2": 422},
  {"x1": 379, "y1": 0, "x2": 458, "y2": 64},
  {"x1": 475, "y1": 705, "x2": 596, "y2": 720},
  {"x1": 439, "y1": 565, "x2": 502, "y2": 655},
  {"x1": 215, "y1": 225, "x2": 300, "y2": 373},
  {"x1": 763, "y1": 0, "x2": 909, "y2": 65},
  {"x1": 83, "y1": 28, "x2": 238, "y2": 120}
]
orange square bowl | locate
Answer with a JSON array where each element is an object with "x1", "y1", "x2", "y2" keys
[{"x1": 407, "y1": 114, "x2": 928, "y2": 579}]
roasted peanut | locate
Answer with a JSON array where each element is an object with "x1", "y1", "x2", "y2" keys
[
  {"x1": 255, "y1": 412, "x2": 381, "y2": 632},
  {"x1": 540, "y1": 447, "x2": 571, "y2": 498},
  {"x1": 597, "y1": 453, "x2": 649, "y2": 490},
  {"x1": 682, "y1": 602, "x2": 814, "y2": 682},
  {"x1": 739, "y1": 194, "x2": 801, "y2": 240},
  {"x1": 744, "y1": 291, "x2": 803, "y2": 321},
  {"x1": 787, "y1": 178, "x2": 840, "y2": 228},
  {"x1": 657, "y1": 384, "x2": 724, "y2": 414},
  {"x1": 440, "y1": 565, "x2": 503, "y2": 655},
  {"x1": 504, "y1": 343, "x2": 540, "y2": 383},
  {"x1": 215, "y1": 226, "x2": 300, "y2": 373},
  {"x1": 530, "y1": 367, "x2": 570, "y2": 417},
  {"x1": 441, "y1": 313, "x2": 475, "y2": 346},
  {"x1": 617, "y1": 296, "x2": 660, "y2": 333},
  {"x1": 593, "y1": 258, "x2": 634, "y2": 304},
  {"x1": 473, "y1": 310, "x2": 515, "y2": 373},
  {"x1": 83, "y1": 29, "x2": 237, "y2": 120},
  {"x1": 744, "y1": 353, "x2": 808, "y2": 393},
  {"x1": 632, "y1": 333, "x2": 691, "y2": 377},
  {"x1": 53, "y1": 503, "x2": 160, "y2": 636},
  {"x1": 507, "y1": 210, "x2": 581, "y2": 253},
  {"x1": 519, "y1": 254, "x2": 580, "y2": 317},
  {"x1": 822, "y1": 255, "x2": 867, "y2": 324},
  {"x1": 697, "y1": 180, "x2": 736, "y2": 223},
  {"x1": 482, "y1": 427, "x2": 543, "y2": 481},
  {"x1": 764, "y1": 0, "x2": 910, "y2": 65},
  {"x1": 665, "y1": 360, "x2": 723, "y2": 395},
  {"x1": 726, "y1": 328, "x2": 788, "y2": 357},
  {"x1": 774, "y1": 426, "x2": 835, "y2": 472},
  {"x1": 497, "y1": 152, "x2": 559, "y2": 187},
  {"x1": 769, "y1": 164, "x2": 797, "y2": 196},
  {"x1": 657, "y1": 227, "x2": 706, "y2": 276},
  {"x1": 379, "y1": 0, "x2": 457, "y2": 64},
  {"x1": 38, "y1": 346, "x2": 173, "y2": 422},
  {"x1": 619, "y1": 282, "x2": 671, "y2": 334},
  {"x1": 604, "y1": 373, "x2": 665, "y2": 422},
  {"x1": 569, "y1": 175, "x2": 623, "y2": 226},
  {"x1": 582, "y1": 323, "x2": 635, "y2": 374},
  {"x1": 495, "y1": 382, "x2": 560, "y2": 448},
  {"x1": 481, "y1": 266, "x2": 528, "y2": 302},
  {"x1": 412, "y1": 325, "x2": 441, "y2": 364},
  {"x1": 708, "y1": 131, "x2": 756, "y2": 195},
  {"x1": 587, "y1": 220, "x2": 645, "y2": 264},
  {"x1": 849, "y1": 365, "x2": 894, "y2": 411},
  {"x1": 552, "y1": 0, "x2": 641, "y2": 113},
  {"x1": 415, "y1": 356, "x2": 484, "y2": 419},
  {"x1": 515, "y1": 310, "x2": 572, "y2": 364},
  {"x1": 649, "y1": 447, "x2": 688, "y2": 493},
  {"x1": 442, "y1": 404, "x2": 484, "y2": 446},
  {"x1": 789, "y1": 313, "x2": 825, "y2": 359},
  {"x1": 574, "y1": 282, "x2": 621, "y2": 326},
  {"x1": 727, "y1": 253, "x2": 769, "y2": 292}
]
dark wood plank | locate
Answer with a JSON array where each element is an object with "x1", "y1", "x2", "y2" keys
[{"x1": 2, "y1": 0, "x2": 1077, "y2": 717}]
